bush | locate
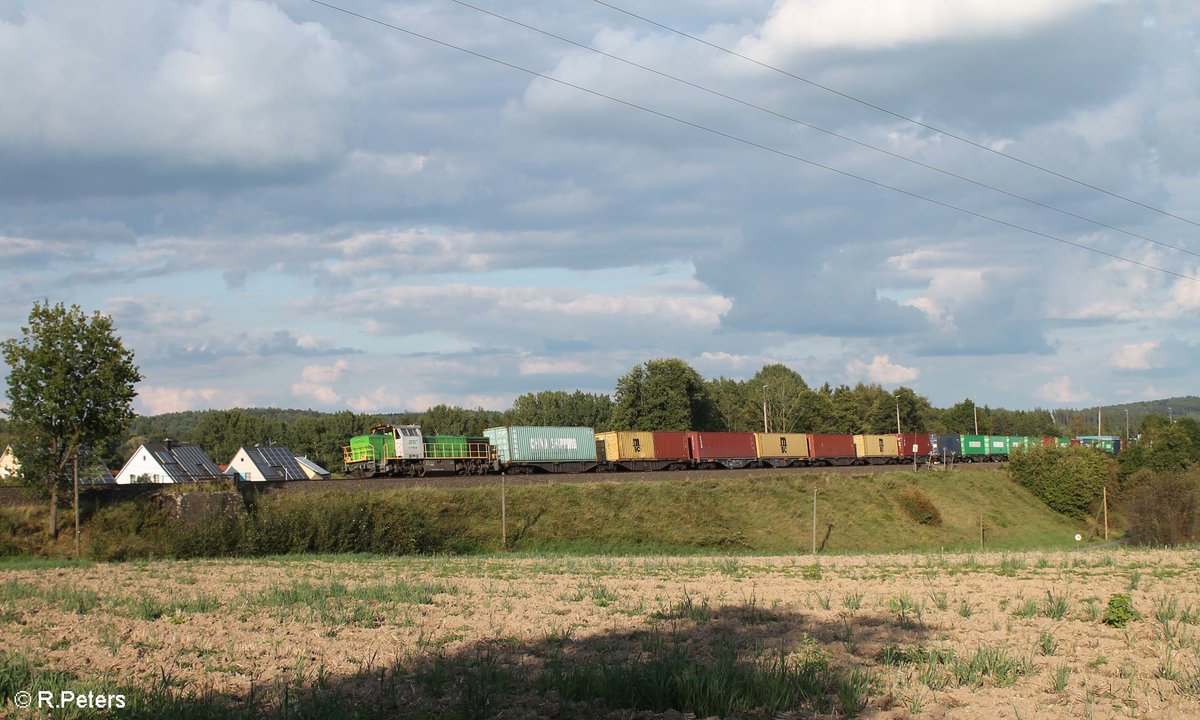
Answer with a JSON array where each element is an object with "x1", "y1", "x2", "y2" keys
[
  {"x1": 1102, "y1": 593, "x2": 1139, "y2": 628},
  {"x1": 898, "y1": 490, "x2": 942, "y2": 526},
  {"x1": 1007, "y1": 446, "x2": 1116, "y2": 519},
  {"x1": 1122, "y1": 468, "x2": 1200, "y2": 546}
]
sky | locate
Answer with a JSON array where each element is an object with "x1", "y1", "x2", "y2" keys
[{"x1": 1, "y1": 0, "x2": 1198, "y2": 416}]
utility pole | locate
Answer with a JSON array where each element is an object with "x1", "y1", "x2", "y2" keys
[
  {"x1": 1125, "y1": 410, "x2": 1130, "y2": 443},
  {"x1": 762, "y1": 384, "x2": 769, "y2": 433},
  {"x1": 895, "y1": 396, "x2": 902, "y2": 434},
  {"x1": 73, "y1": 453, "x2": 80, "y2": 561},
  {"x1": 1097, "y1": 407, "x2": 1102, "y2": 436},
  {"x1": 811, "y1": 486, "x2": 817, "y2": 555},
  {"x1": 973, "y1": 405, "x2": 979, "y2": 435}
]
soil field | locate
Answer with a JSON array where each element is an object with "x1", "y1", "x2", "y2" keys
[{"x1": 3, "y1": 548, "x2": 1199, "y2": 718}]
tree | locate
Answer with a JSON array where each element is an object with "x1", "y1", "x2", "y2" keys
[
  {"x1": 2, "y1": 302, "x2": 142, "y2": 539},
  {"x1": 612, "y1": 359, "x2": 716, "y2": 430},
  {"x1": 506, "y1": 391, "x2": 613, "y2": 429},
  {"x1": 747, "y1": 364, "x2": 809, "y2": 432}
]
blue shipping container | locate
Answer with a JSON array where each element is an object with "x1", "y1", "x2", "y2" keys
[{"x1": 930, "y1": 434, "x2": 962, "y2": 458}]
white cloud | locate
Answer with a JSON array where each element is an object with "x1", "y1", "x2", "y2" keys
[
  {"x1": 518, "y1": 358, "x2": 589, "y2": 375},
  {"x1": 1036, "y1": 376, "x2": 1093, "y2": 404},
  {"x1": 748, "y1": 0, "x2": 1106, "y2": 52},
  {"x1": 1108, "y1": 341, "x2": 1159, "y2": 370},
  {"x1": 137, "y1": 386, "x2": 248, "y2": 415},
  {"x1": 0, "y1": 0, "x2": 350, "y2": 185},
  {"x1": 291, "y1": 360, "x2": 349, "y2": 406},
  {"x1": 299, "y1": 359, "x2": 349, "y2": 384},
  {"x1": 846, "y1": 355, "x2": 920, "y2": 385}
]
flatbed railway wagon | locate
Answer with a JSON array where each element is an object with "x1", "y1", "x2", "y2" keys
[
  {"x1": 343, "y1": 424, "x2": 491, "y2": 477},
  {"x1": 853, "y1": 434, "x2": 902, "y2": 464},
  {"x1": 754, "y1": 432, "x2": 811, "y2": 468},
  {"x1": 807, "y1": 434, "x2": 857, "y2": 466},
  {"x1": 484, "y1": 426, "x2": 598, "y2": 474},
  {"x1": 595, "y1": 431, "x2": 690, "y2": 471},
  {"x1": 685, "y1": 431, "x2": 758, "y2": 469},
  {"x1": 898, "y1": 433, "x2": 933, "y2": 464}
]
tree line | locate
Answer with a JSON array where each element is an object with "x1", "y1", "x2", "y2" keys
[{"x1": 109, "y1": 359, "x2": 1072, "y2": 474}]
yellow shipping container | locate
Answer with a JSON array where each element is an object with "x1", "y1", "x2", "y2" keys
[
  {"x1": 854, "y1": 434, "x2": 900, "y2": 458},
  {"x1": 595, "y1": 431, "x2": 656, "y2": 462},
  {"x1": 753, "y1": 433, "x2": 810, "y2": 458}
]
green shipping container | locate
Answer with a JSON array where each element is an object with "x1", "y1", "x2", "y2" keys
[
  {"x1": 483, "y1": 426, "x2": 597, "y2": 463},
  {"x1": 961, "y1": 435, "x2": 989, "y2": 456},
  {"x1": 989, "y1": 436, "x2": 1011, "y2": 454}
]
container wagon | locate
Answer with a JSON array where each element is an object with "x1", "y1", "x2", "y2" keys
[
  {"x1": 595, "y1": 431, "x2": 685, "y2": 471},
  {"x1": 807, "y1": 434, "x2": 857, "y2": 466},
  {"x1": 483, "y1": 426, "x2": 598, "y2": 474},
  {"x1": 897, "y1": 433, "x2": 932, "y2": 464},
  {"x1": 686, "y1": 432, "x2": 758, "y2": 469},
  {"x1": 753, "y1": 433, "x2": 810, "y2": 467},
  {"x1": 853, "y1": 434, "x2": 901, "y2": 464}
]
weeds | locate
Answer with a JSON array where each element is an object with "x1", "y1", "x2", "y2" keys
[
  {"x1": 1038, "y1": 630, "x2": 1057, "y2": 656},
  {"x1": 1043, "y1": 590, "x2": 1070, "y2": 620}
]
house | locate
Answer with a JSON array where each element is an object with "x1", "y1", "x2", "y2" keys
[
  {"x1": 0, "y1": 445, "x2": 18, "y2": 480},
  {"x1": 114, "y1": 440, "x2": 224, "y2": 484},
  {"x1": 225, "y1": 445, "x2": 313, "y2": 481},
  {"x1": 1, "y1": 446, "x2": 117, "y2": 484},
  {"x1": 295, "y1": 456, "x2": 331, "y2": 480}
]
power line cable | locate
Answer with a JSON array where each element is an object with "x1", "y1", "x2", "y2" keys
[
  {"x1": 593, "y1": 0, "x2": 1200, "y2": 231},
  {"x1": 442, "y1": 0, "x2": 1199, "y2": 260},
  {"x1": 308, "y1": 0, "x2": 1199, "y2": 283}
]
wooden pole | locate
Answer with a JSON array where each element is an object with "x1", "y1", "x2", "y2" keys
[
  {"x1": 979, "y1": 504, "x2": 984, "y2": 551},
  {"x1": 73, "y1": 454, "x2": 80, "y2": 561},
  {"x1": 811, "y1": 487, "x2": 817, "y2": 555},
  {"x1": 1103, "y1": 486, "x2": 1109, "y2": 541}
]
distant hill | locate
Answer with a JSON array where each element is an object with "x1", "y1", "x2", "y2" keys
[{"x1": 1058, "y1": 396, "x2": 1200, "y2": 436}]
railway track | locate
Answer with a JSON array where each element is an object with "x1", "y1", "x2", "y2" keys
[{"x1": 257, "y1": 461, "x2": 1006, "y2": 494}]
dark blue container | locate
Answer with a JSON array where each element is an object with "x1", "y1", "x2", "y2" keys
[{"x1": 930, "y1": 434, "x2": 962, "y2": 461}]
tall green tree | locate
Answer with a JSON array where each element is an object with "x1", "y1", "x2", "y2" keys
[
  {"x1": 506, "y1": 391, "x2": 613, "y2": 429},
  {"x1": 748, "y1": 364, "x2": 809, "y2": 432},
  {"x1": 612, "y1": 359, "x2": 716, "y2": 430},
  {"x1": 2, "y1": 302, "x2": 142, "y2": 539}
]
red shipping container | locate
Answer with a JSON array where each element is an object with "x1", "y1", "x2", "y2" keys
[
  {"x1": 686, "y1": 432, "x2": 757, "y2": 460},
  {"x1": 1041, "y1": 436, "x2": 1057, "y2": 447},
  {"x1": 897, "y1": 433, "x2": 932, "y2": 458},
  {"x1": 808, "y1": 434, "x2": 856, "y2": 460},
  {"x1": 650, "y1": 431, "x2": 690, "y2": 461}
]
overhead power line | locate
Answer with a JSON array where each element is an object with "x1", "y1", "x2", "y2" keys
[
  {"x1": 593, "y1": 0, "x2": 1200, "y2": 231},
  {"x1": 443, "y1": 0, "x2": 1199, "y2": 260},
  {"x1": 308, "y1": 0, "x2": 1199, "y2": 283}
]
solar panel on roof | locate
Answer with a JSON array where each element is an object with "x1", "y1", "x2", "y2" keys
[{"x1": 245, "y1": 446, "x2": 306, "y2": 481}]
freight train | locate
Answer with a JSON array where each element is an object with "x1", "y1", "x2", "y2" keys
[{"x1": 342, "y1": 424, "x2": 1121, "y2": 478}]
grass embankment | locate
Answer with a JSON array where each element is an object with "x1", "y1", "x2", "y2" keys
[{"x1": 0, "y1": 469, "x2": 1086, "y2": 559}]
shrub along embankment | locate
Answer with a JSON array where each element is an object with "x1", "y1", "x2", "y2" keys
[{"x1": 0, "y1": 469, "x2": 1085, "y2": 560}]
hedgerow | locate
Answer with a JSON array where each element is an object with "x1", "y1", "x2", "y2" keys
[{"x1": 1006, "y1": 445, "x2": 1116, "y2": 519}]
